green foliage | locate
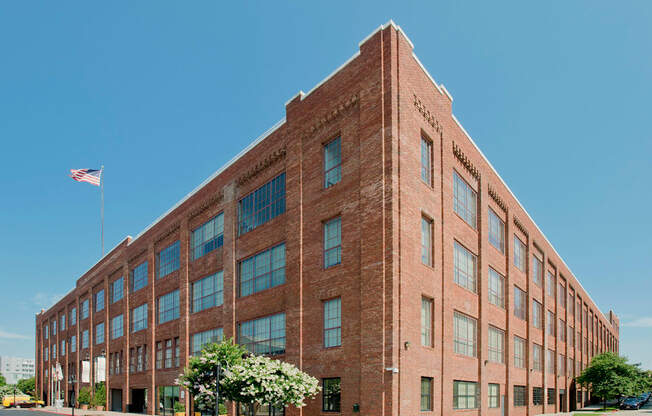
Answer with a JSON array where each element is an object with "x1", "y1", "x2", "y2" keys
[
  {"x1": 91, "y1": 382, "x2": 106, "y2": 407},
  {"x1": 0, "y1": 385, "x2": 18, "y2": 396},
  {"x1": 16, "y1": 377, "x2": 35, "y2": 397},
  {"x1": 0, "y1": 374, "x2": 6, "y2": 386},
  {"x1": 174, "y1": 401, "x2": 185, "y2": 413},
  {"x1": 177, "y1": 338, "x2": 248, "y2": 411},
  {"x1": 577, "y1": 352, "x2": 652, "y2": 408},
  {"x1": 77, "y1": 387, "x2": 91, "y2": 405},
  {"x1": 178, "y1": 338, "x2": 320, "y2": 416}
]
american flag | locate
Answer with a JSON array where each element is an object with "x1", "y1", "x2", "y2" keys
[{"x1": 70, "y1": 168, "x2": 102, "y2": 186}]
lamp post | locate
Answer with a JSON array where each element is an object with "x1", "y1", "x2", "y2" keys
[
  {"x1": 13, "y1": 386, "x2": 16, "y2": 409},
  {"x1": 70, "y1": 374, "x2": 77, "y2": 416},
  {"x1": 214, "y1": 364, "x2": 221, "y2": 416}
]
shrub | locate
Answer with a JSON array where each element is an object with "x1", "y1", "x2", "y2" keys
[{"x1": 77, "y1": 387, "x2": 91, "y2": 405}]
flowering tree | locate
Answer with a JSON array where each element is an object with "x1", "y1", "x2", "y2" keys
[
  {"x1": 178, "y1": 339, "x2": 320, "y2": 416},
  {"x1": 221, "y1": 355, "x2": 320, "y2": 416},
  {"x1": 177, "y1": 339, "x2": 247, "y2": 412}
]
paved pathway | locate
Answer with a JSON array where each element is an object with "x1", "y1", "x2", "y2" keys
[{"x1": 0, "y1": 407, "x2": 146, "y2": 416}]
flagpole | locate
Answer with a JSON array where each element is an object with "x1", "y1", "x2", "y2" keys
[{"x1": 100, "y1": 165, "x2": 104, "y2": 257}]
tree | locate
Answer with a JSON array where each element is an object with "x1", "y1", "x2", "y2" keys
[
  {"x1": 220, "y1": 355, "x2": 320, "y2": 416},
  {"x1": 576, "y1": 352, "x2": 644, "y2": 409},
  {"x1": 177, "y1": 338, "x2": 248, "y2": 412},
  {"x1": 0, "y1": 374, "x2": 6, "y2": 386},
  {"x1": 178, "y1": 339, "x2": 320, "y2": 416},
  {"x1": 16, "y1": 377, "x2": 35, "y2": 398},
  {"x1": 91, "y1": 382, "x2": 106, "y2": 408}
]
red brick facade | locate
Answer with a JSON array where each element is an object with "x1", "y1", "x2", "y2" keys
[{"x1": 35, "y1": 21, "x2": 619, "y2": 416}]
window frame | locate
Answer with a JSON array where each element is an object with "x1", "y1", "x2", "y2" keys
[
  {"x1": 421, "y1": 297, "x2": 434, "y2": 347},
  {"x1": 513, "y1": 235, "x2": 526, "y2": 271},
  {"x1": 488, "y1": 326, "x2": 505, "y2": 364},
  {"x1": 322, "y1": 377, "x2": 341, "y2": 413},
  {"x1": 488, "y1": 383, "x2": 500, "y2": 408},
  {"x1": 156, "y1": 240, "x2": 180, "y2": 279},
  {"x1": 192, "y1": 271, "x2": 224, "y2": 313},
  {"x1": 453, "y1": 311, "x2": 477, "y2": 357},
  {"x1": 323, "y1": 216, "x2": 342, "y2": 269},
  {"x1": 453, "y1": 380, "x2": 479, "y2": 410},
  {"x1": 452, "y1": 170, "x2": 478, "y2": 229},
  {"x1": 190, "y1": 213, "x2": 225, "y2": 261},
  {"x1": 420, "y1": 377, "x2": 433, "y2": 411},
  {"x1": 488, "y1": 208, "x2": 505, "y2": 253},
  {"x1": 323, "y1": 297, "x2": 342, "y2": 349},
  {"x1": 238, "y1": 172, "x2": 286, "y2": 236},
  {"x1": 323, "y1": 136, "x2": 342, "y2": 189},
  {"x1": 157, "y1": 290, "x2": 180, "y2": 324},
  {"x1": 420, "y1": 135, "x2": 433, "y2": 187},
  {"x1": 238, "y1": 243, "x2": 286, "y2": 297},
  {"x1": 453, "y1": 241, "x2": 478, "y2": 293}
]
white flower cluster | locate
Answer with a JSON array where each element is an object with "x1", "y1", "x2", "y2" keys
[{"x1": 222, "y1": 355, "x2": 320, "y2": 408}]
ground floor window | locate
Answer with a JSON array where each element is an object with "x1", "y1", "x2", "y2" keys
[
  {"x1": 157, "y1": 386, "x2": 179, "y2": 415},
  {"x1": 547, "y1": 388, "x2": 556, "y2": 405},
  {"x1": 421, "y1": 377, "x2": 433, "y2": 411},
  {"x1": 322, "y1": 378, "x2": 341, "y2": 412},
  {"x1": 453, "y1": 381, "x2": 479, "y2": 410},
  {"x1": 533, "y1": 387, "x2": 544, "y2": 405},
  {"x1": 513, "y1": 385, "x2": 527, "y2": 406},
  {"x1": 488, "y1": 384, "x2": 499, "y2": 408},
  {"x1": 237, "y1": 403, "x2": 285, "y2": 416}
]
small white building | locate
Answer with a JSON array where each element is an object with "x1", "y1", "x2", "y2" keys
[{"x1": 0, "y1": 356, "x2": 35, "y2": 384}]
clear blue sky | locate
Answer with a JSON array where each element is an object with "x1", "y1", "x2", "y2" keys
[{"x1": 1, "y1": 1, "x2": 650, "y2": 369}]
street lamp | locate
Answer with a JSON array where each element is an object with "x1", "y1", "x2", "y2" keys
[
  {"x1": 214, "y1": 364, "x2": 221, "y2": 416},
  {"x1": 70, "y1": 374, "x2": 77, "y2": 416},
  {"x1": 14, "y1": 386, "x2": 16, "y2": 409}
]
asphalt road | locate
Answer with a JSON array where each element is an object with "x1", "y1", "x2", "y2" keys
[{"x1": 0, "y1": 410, "x2": 54, "y2": 416}]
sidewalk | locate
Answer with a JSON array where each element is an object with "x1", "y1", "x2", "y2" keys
[{"x1": 34, "y1": 406, "x2": 147, "y2": 416}]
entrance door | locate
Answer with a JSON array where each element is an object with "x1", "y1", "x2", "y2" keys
[
  {"x1": 500, "y1": 395, "x2": 505, "y2": 416},
  {"x1": 560, "y1": 393, "x2": 566, "y2": 412},
  {"x1": 111, "y1": 389, "x2": 123, "y2": 412},
  {"x1": 131, "y1": 389, "x2": 146, "y2": 414}
]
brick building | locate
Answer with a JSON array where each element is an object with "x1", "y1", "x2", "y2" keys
[{"x1": 35, "y1": 21, "x2": 620, "y2": 416}]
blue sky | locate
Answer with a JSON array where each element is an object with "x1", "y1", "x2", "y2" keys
[{"x1": 1, "y1": 1, "x2": 651, "y2": 369}]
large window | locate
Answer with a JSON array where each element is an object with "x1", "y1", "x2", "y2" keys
[
  {"x1": 488, "y1": 268, "x2": 504, "y2": 308},
  {"x1": 513, "y1": 236, "x2": 526, "y2": 271},
  {"x1": 81, "y1": 299, "x2": 89, "y2": 320},
  {"x1": 191, "y1": 213, "x2": 224, "y2": 261},
  {"x1": 421, "y1": 136, "x2": 432, "y2": 186},
  {"x1": 111, "y1": 315, "x2": 124, "y2": 340},
  {"x1": 454, "y1": 242, "x2": 477, "y2": 293},
  {"x1": 533, "y1": 343, "x2": 543, "y2": 371},
  {"x1": 158, "y1": 290, "x2": 180, "y2": 324},
  {"x1": 558, "y1": 282, "x2": 566, "y2": 308},
  {"x1": 60, "y1": 314, "x2": 65, "y2": 331},
  {"x1": 70, "y1": 307, "x2": 76, "y2": 326},
  {"x1": 82, "y1": 329, "x2": 89, "y2": 349},
  {"x1": 191, "y1": 328, "x2": 223, "y2": 356},
  {"x1": 488, "y1": 384, "x2": 499, "y2": 408},
  {"x1": 547, "y1": 349, "x2": 555, "y2": 374},
  {"x1": 547, "y1": 388, "x2": 556, "y2": 405},
  {"x1": 238, "y1": 313, "x2": 286, "y2": 356},
  {"x1": 324, "y1": 217, "x2": 342, "y2": 268},
  {"x1": 454, "y1": 312, "x2": 477, "y2": 357},
  {"x1": 514, "y1": 386, "x2": 527, "y2": 407},
  {"x1": 559, "y1": 320, "x2": 566, "y2": 342},
  {"x1": 324, "y1": 138, "x2": 342, "y2": 188},
  {"x1": 95, "y1": 322, "x2": 104, "y2": 345},
  {"x1": 238, "y1": 172, "x2": 286, "y2": 235},
  {"x1": 131, "y1": 262, "x2": 148, "y2": 292},
  {"x1": 488, "y1": 326, "x2": 504, "y2": 364},
  {"x1": 157, "y1": 241, "x2": 180, "y2": 279},
  {"x1": 239, "y1": 243, "x2": 286, "y2": 297},
  {"x1": 421, "y1": 297, "x2": 433, "y2": 347},
  {"x1": 131, "y1": 304, "x2": 148, "y2": 333},
  {"x1": 453, "y1": 172, "x2": 477, "y2": 228},
  {"x1": 559, "y1": 353, "x2": 566, "y2": 376},
  {"x1": 95, "y1": 290, "x2": 104, "y2": 312},
  {"x1": 112, "y1": 277, "x2": 123, "y2": 303},
  {"x1": 533, "y1": 255, "x2": 543, "y2": 286},
  {"x1": 322, "y1": 378, "x2": 341, "y2": 412},
  {"x1": 70, "y1": 335, "x2": 76, "y2": 353},
  {"x1": 421, "y1": 377, "x2": 433, "y2": 411},
  {"x1": 323, "y1": 298, "x2": 342, "y2": 348},
  {"x1": 546, "y1": 271, "x2": 555, "y2": 298},
  {"x1": 514, "y1": 286, "x2": 527, "y2": 320},
  {"x1": 192, "y1": 272, "x2": 224, "y2": 313},
  {"x1": 453, "y1": 381, "x2": 479, "y2": 410},
  {"x1": 533, "y1": 387, "x2": 544, "y2": 405},
  {"x1": 547, "y1": 310, "x2": 556, "y2": 336},
  {"x1": 533, "y1": 300, "x2": 543, "y2": 329},
  {"x1": 514, "y1": 336, "x2": 526, "y2": 368},
  {"x1": 421, "y1": 217, "x2": 433, "y2": 266},
  {"x1": 488, "y1": 209, "x2": 505, "y2": 253}
]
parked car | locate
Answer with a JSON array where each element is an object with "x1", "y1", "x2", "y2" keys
[{"x1": 621, "y1": 397, "x2": 642, "y2": 410}]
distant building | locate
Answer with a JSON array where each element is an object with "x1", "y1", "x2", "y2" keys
[{"x1": 0, "y1": 356, "x2": 35, "y2": 384}]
